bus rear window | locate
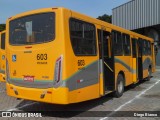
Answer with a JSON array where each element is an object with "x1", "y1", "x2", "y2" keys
[{"x1": 9, "y1": 12, "x2": 55, "y2": 45}]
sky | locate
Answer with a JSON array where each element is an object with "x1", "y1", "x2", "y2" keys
[{"x1": 0, "y1": 0, "x2": 130, "y2": 24}]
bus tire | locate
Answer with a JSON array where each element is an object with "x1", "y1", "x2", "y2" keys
[
  {"x1": 114, "y1": 74, "x2": 124, "y2": 98},
  {"x1": 146, "y1": 67, "x2": 152, "y2": 81}
]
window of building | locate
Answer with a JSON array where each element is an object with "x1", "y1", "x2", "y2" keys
[
  {"x1": 70, "y1": 18, "x2": 96, "y2": 56},
  {"x1": 112, "y1": 31, "x2": 123, "y2": 56},
  {"x1": 122, "y1": 33, "x2": 131, "y2": 56}
]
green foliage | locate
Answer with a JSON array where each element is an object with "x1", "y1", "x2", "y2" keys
[
  {"x1": 0, "y1": 24, "x2": 6, "y2": 32},
  {"x1": 97, "y1": 14, "x2": 112, "y2": 23}
]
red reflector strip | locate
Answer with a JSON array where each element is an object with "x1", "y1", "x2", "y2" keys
[
  {"x1": 47, "y1": 91, "x2": 52, "y2": 94},
  {"x1": 77, "y1": 79, "x2": 84, "y2": 83},
  {"x1": 56, "y1": 57, "x2": 61, "y2": 62},
  {"x1": 77, "y1": 80, "x2": 81, "y2": 83},
  {"x1": 25, "y1": 46, "x2": 32, "y2": 49}
]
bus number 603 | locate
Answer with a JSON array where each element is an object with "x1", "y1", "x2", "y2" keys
[{"x1": 37, "y1": 54, "x2": 47, "y2": 60}]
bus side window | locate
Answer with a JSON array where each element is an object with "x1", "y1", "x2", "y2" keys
[
  {"x1": 70, "y1": 19, "x2": 96, "y2": 56},
  {"x1": 148, "y1": 41, "x2": 151, "y2": 55},
  {"x1": 143, "y1": 40, "x2": 148, "y2": 56},
  {"x1": 98, "y1": 29, "x2": 102, "y2": 58},
  {"x1": 112, "y1": 31, "x2": 123, "y2": 56},
  {"x1": 122, "y1": 33, "x2": 131, "y2": 56}
]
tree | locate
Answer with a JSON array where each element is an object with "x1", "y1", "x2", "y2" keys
[
  {"x1": 97, "y1": 14, "x2": 112, "y2": 23},
  {"x1": 0, "y1": 24, "x2": 6, "y2": 32}
]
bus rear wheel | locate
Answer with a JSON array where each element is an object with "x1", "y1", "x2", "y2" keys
[{"x1": 114, "y1": 74, "x2": 124, "y2": 98}]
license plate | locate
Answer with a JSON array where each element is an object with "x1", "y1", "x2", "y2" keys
[{"x1": 23, "y1": 75, "x2": 34, "y2": 82}]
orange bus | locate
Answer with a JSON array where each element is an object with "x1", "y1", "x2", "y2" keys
[
  {"x1": 0, "y1": 30, "x2": 6, "y2": 82},
  {"x1": 6, "y1": 7, "x2": 155, "y2": 104}
]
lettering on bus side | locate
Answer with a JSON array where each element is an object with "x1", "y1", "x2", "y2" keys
[
  {"x1": 37, "y1": 54, "x2": 48, "y2": 64},
  {"x1": 78, "y1": 60, "x2": 85, "y2": 70}
]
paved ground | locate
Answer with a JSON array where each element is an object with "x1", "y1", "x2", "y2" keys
[{"x1": 0, "y1": 69, "x2": 160, "y2": 120}]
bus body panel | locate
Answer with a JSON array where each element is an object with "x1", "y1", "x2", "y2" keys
[
  {"x1": 7, "y1": 8, "x2": 64, "y2": 86},
  {"x1": 115, "y1": 56, "x2": 134, "y2": 86},
  {"x1": 65, "y1": 9, "x2": 100, "y2": 102},
  {"x1": 6, "y1": 8, "x2": 65, "y2": 103},
  {"x1": 7, "y1": 83, "x2": 53, "y2": 103},
  {"x1": 0, "y1": 31, "x2": 6, "y2": 82}
]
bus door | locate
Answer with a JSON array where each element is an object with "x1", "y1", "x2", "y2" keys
[
  {"x1": 132, "y1": 38, "x2": 138, "y2": 83},
  {"x1": 98, "y1": 29, "x2": 115, "y2": 92},
  {"x1": 138, "y1": 39, "x2": 143, "y2": 80},
  {"x1": 152, "y1": 43, "x2": 156, "y2": 72}
]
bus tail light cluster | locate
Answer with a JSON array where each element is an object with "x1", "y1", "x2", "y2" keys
[{"x1": 53, "y1": 55, "x2": 63, "y2": 88}]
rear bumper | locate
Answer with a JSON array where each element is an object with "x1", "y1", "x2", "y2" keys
[{"x1": 6, "y1": 83, "x2": 69, "y2": 104}]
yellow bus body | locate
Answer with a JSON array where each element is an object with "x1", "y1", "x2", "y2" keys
[
  {"x1": 0, "y1": 30, "x2": 6, "y2": 82},
  {"x1": 6, "y1": 7, "x2": 155, "y2": 104}
]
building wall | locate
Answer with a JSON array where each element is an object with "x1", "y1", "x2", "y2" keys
[{"x1": 112, "y1": 0, "x2": 160, "y2": 30}]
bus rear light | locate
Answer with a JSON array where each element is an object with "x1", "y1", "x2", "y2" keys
[
  {"x1": 25, "y1": 46, "x2": 32, "y2": 49},
  {"x1": 47, "y1": 91, "x2": 52, "y2": 94},
  {"x1": 53, "y1": 55, "x2": 63, "y2": 88}
]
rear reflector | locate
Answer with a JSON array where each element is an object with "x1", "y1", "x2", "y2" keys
[
  {"x1": 25, "y1": 46, "x2": 32, "y2": 49},
  {"x1": 47, "y1": 91, "x2": 52, "y2": 94}
]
